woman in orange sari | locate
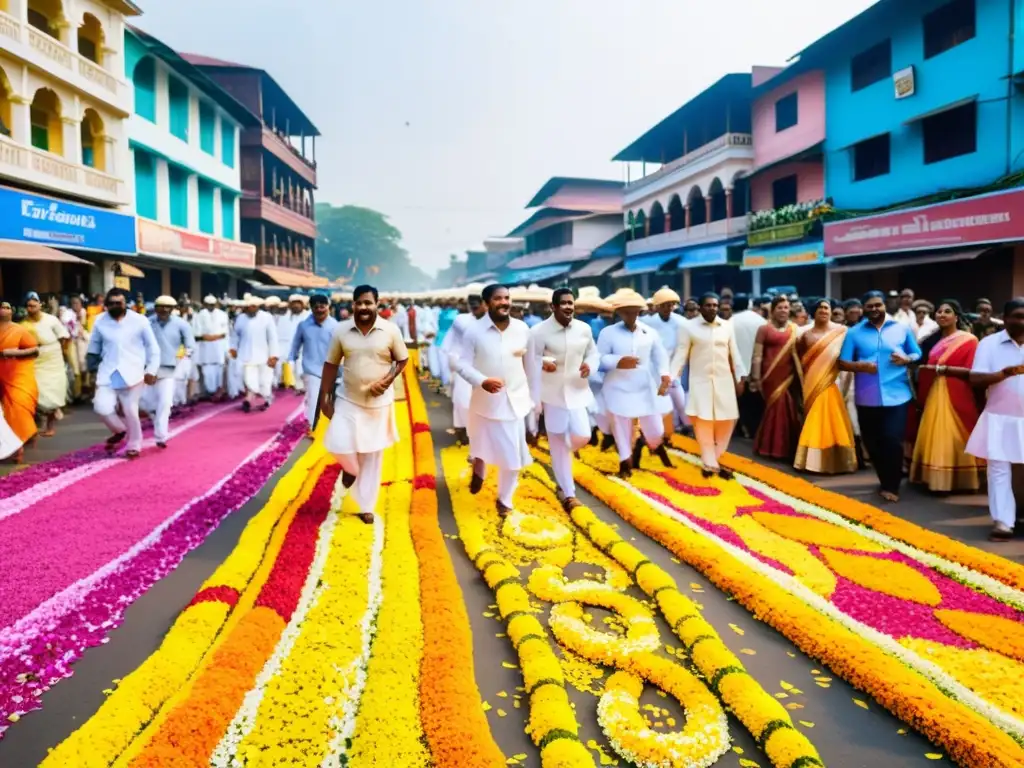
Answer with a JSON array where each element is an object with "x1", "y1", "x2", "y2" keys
[
  {"x1": 794, "y1": 299, "x2": 857, "y2": 473},
  {"x1": 0, "y1": 300, "x2": 40, "y2": 463},
  {"x1": 751, "y1": 295, "x2": 801, "y2": 459},
  {"x1": 909, "y1": 300, "x2": 983, "y2": 492}
]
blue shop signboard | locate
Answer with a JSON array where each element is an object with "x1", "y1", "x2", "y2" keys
[{"x1": 0, "y1": 186, "x2": 136, "y2": 255}]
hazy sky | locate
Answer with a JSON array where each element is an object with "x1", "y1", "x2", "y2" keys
[{"x1": 137, "y1": 0, "x2": 877, "y2": 275}]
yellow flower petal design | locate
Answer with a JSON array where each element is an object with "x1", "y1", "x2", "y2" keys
[
  {"x1": 934, "y1": 609, "x2": 1024, "y2": 662},
  {"x1": 819, "y1": 548, "x2": 943, "y2": 606},
  {"x1": 751, "y1": 511, "x2": 889, "y2": 553}
]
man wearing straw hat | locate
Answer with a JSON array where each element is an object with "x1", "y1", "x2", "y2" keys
[
  {"x1": 230, "y1": 295, "x2": 279, "y2": 413},
  {"x1": 453, "y1": 284, "x2": 533, "y2": 518},
  {"x1": 643, "y1": 286, "x2": 691, "y2": 435},
  {"x1": 597, "y1": 289, "x2": 673, "y2": 478},
  {"x1": 529, "y1": 288, "x2": 599, "y2": 510},
  {"x1": 670, "y1": 292, "x2": 746, "y2": 479}
]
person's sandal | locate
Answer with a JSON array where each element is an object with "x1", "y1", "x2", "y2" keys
[
  {"x1": 701, "y1": 466, "x2": 715, "y2": 479},
  {"x1": 470, "y1": 472, "x2": 484, "y2": 495},
  {"x1": 496, "y1": 501, "x2": 512, "y2": 518},
  {"x1": 358, "y1": 512, "x2": 374, "y2": 524},
  {"x1": 718, "y1": 467, "x2": 734, "y2": 481},
  {"x1": 989, "y1": 524, "x2": 1014, "y2": 542}
]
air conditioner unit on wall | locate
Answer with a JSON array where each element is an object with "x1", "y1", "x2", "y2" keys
[{"x1": 894, "y1": 66, "x2": 915, "y2": 99}]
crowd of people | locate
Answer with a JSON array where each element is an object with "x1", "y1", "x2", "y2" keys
[
  {"x1": 411, "y1": 283, "x2": 1023, "y2": 544},
  {"x1": 0, "y1": 288, "x2": 337, "y2": 463}
]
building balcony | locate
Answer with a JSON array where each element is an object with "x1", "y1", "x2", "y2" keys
[
  {"x1": 626, "y1": 216, "x2": 748, "y2": 258},
  {"x1": 623, "y1": 133, "x2": 754, "y2": 208},
  {"x1": 504, "y1": 244, "x2": 594, "y2": 271},
  {"x1": 256, "y1": 246, "x2": 313, "y2": 273},
  {"x1": 240, "y1": 193, "x2": 317, "y2": 239},
  {"x1": 0, "y1": 12, "x2": 129, "y2": 113},
  {"x1": 241, "y1": 126, "x2": 317, "y2": 186},
  {"x1": 0, "y1": 134, "x2": 124, "y2": 206}
]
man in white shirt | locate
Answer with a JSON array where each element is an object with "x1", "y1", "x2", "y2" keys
[
  {"x1": 453, "y1": 284, "x2": 533, "y2": 518},
  {"x1": 597, "y1": 289, "x2": 672, "y2": 479},
  {"x1": 442, "y1": 288, "x2": 486, "y2": 447},
  {"x1": 892, "y1": 288, "x2": 917, "y2": 330},
  {"x1": 529, "y1": 288, "x2": 599, "y2": 510},
  {"x1": 85, "y1": 287, "x2": 160, "y2": 458},
  {"x1": 671, "y1": 292, "x2": 746, "y2": 479},
  {"x1": 730, "y1": 293, "x2": 767, "y2": 438},
  {"x1": 966, "y1": 297, "x2": 1024, "y2": 541},
  {"x1": 145, "y1": 296, "x2": 196, "y2": 448},
  {"x1": 317, "y1": 285, "x2": 408, "y2": 524},
  {"x1": 276, "y1": 294, "x2": 309, "y2": 392},
  {"x1": 194, "y1": 295, "x2": 230, "y2": 401},
  {"x1": 230, "y1": 296, "x2": 279, "y2": 413},
  {"x1": 641, "y1": 287, "x2": 689, "y2": 434}
]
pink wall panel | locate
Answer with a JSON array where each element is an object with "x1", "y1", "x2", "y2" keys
[
  {"x1": 752, "y1": 70, "x2": 826, "y2": 170},
  {"x1": 750, "y1": 161, "x2": 825, "y2": 212}
]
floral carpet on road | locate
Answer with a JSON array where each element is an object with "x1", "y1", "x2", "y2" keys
[{"x1": 13, "y1": 370, "x2": 1024, "y2": 768}]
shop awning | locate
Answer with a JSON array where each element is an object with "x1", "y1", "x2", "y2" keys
[
  {"x1": 569, "y1": 257, "x2": 621, "y2": 279},
  {"x1": 502, "y1": 263, "x2": 572, "y2": 284},
  {"x1": 257, "y1": 266, "x2": 330, "y2": 288},
  {"x1": 113, "y1": 261, "x2": 145, "y2": 278},
  {"x1": 0, "y1": 242, "x2": 94, "y2": 265},
  {"x1": 609, "y1": 253, "x2": 678, "y2": 278},
  {"x1": 827, "y1": 247, "x2": 987, "y2": 273}
]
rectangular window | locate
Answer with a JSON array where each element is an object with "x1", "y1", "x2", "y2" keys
[
  {"x1": 199, "y1": 101, "x2": 216, "y2": 155},
  {"x1": 198, "y1": 180, "x2": 215, "y2": 235},
  {"x1": 771, "y1": 175, "x2": 799, "y2": 208},
  {"x1": 221, "y1": 192, "x2": 236, "y2": 239},
  {"x1": 853, "y1": 134, "x2": 890, "y2": 181},
  {"x1": 30, "y1": 123, "x2": 49, "y2": 152},
  {"x1": 221, "y1": 122, "x2": 236, "y2": 168},
  {"x1": 168, "y1": 165, "x2": 189, "y2": 228},
  {"x1": 168, "y1": 77, "x2": 190, "y2": 141},
  {"x1": 774, "y1": 92, "x2": 798, "y2": 132},
  {"x1": 851, "y1": 39, "x2": 891, "y2": 91},
  {"x1": 924, "y1": 0, "x2": 975, "y2": 59},
  {"x1": 923, "y1": 100, "x2": 977, "y2": 164}
]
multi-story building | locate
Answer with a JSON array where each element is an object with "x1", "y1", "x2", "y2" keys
[
  {"x1": 741, "y1": 65, "x2": 830, "y2": 296},
  {"x1": 181, "y1": 53, "x2": 324, "y2": 289},
  {"x1": 123, "y1": 26, "x2": 257, "y2": 300},
  {"x1": 501, "y1": 177, "x2": 624, "y2": 288},
  {"x1": 615, "y1": 74, "x2": 754, "y2": 298},
  {"x1": 0, "y1": 0, "x2": 140, "y2": 298},
  {"x1": 804, "y1": 0, "x2": 1024, "y2": 302}
]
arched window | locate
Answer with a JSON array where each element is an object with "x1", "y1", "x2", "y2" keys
[
  {"x1": 133, "y1": 57, "x2": 157, "y2": 122},
  {"x1": 708, "y1": 178, "x2": 727, "y2": 222},
  {"x1": 731, "y1": 174, "x2": 750, "y2": 218},
  {"x1": 687, "y1": 186, "x2": 706, "y2": 227},
  {"x1": 30, "y1": 88, "x2": 62, "y2": 155},
  {"x1": 78, "y1": 13, "x2": 104, "y2": 64},
  {"x1": 648, "y1": 201, "x2": 665, "y2": 236},
  {"x1": 626, "y1": 210, "x2": 635, "y2": 241},
  {"x1": 0, "y1": 65, "x2": 12, "y2": 138},
  {"x1": 668, "y1": 194, "x2": 685, "y2": 232},
  {"x1": 27, "y1": 0, "x2": 62, "y2": 38},
  {"x1": 635, "y1": 209, "x2": 647, "y2": 240},
  {"x1": 81, "y1": 108, "x2": 105, "y2": 170}
]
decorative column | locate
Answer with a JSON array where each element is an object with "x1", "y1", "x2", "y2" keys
[
  {"x1": 685, "y1": 204, "x2": 691, "y2": 230},
  {"x1": 682, "y1": 268, "x2": 692, "y2": 301},
  {"x1": 644, "y1": 217, "x2": 650, "y2": 238},
  {"x1": 54, "y1": 16, "x2": 72, "y2": 48},
  {"x1": 726, "y1": 188, "x2": 733, "y2": 220},
  {"x1": 704, "y1": 196, "x2": 712, "y2": 225},
  {"x1": 664, "y1": 212, "x2": 672, "y2": 233},
  {"x1": 61, "y1": 116, "x2": 80, "y2": 163},
  {"x1": 102, "y1": 136, "x2": 116, "y2": 175},
  {"x1": 7, "y1": 95, "x2": 31, "y2": 145}
]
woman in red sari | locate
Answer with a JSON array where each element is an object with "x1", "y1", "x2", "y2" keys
[
  {"x1": 909, "y1": 300, "x2": 983, "y2": 492},
  {"x1": 751, "y1": 295, "x2": 802, "y2": 460}
]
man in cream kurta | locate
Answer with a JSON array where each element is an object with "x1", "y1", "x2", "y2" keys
[
  {"x1": 230, "y1": 296, "x2": 279, "y2": 413},
  {"x1": 453, "y1": 284, "x2": 533, "y2": 517},
  {"x1": 671, "y1": 292, "x2": 746, "y2": 478},
  {"x1": 529, "y1": 288, "x2": 599, "y2": 510},
  {"x1": 597, "y1": 289, "x2": 673, "y2": 478},
  {"x1": 194, "y1": 295, "x2": 230, "y2": 401},
  {"x1": 318, "y1": 285, "x2": 409, "y2": 524}
]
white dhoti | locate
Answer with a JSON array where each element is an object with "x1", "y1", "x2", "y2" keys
[
  {"x1": 302, "y1": 373, "x2": 321, "y2": 426},
  {"x1": 468, "y1": 413, "x2": 532, "y2": 508},
  {"x1": 242, "y1": 363, "x2": 273, "y2": 401},
  {"x1": 173, "y1": 358, "x2": 191, "y2": 406},
  {"x1": 227, "y1": 358, "x2": 243, "y2": 398},
  {"x1": 452, "y1": 377, "x2": 472, "y2": 430},
  {"x1": 326, "y1": 399, "x2": 400, "y2": 514},
  {"x1": 94, "y1": 383, "x2": 145, "y2": 453},
  {"x1": 427, "y1": 345, "x2": 441, "y2": 378},
  {"x1": 967, "y1": 412, "x2": 1024, "y2": 529},
  {"x1": 544, "y1": 403, "x2": 590, "y2": 499},
  {"x1": 588, "y1": 387, "x2": 610, "y2": 434},
  {"x1": 202, "y1": 363, "x2": 225, "y2": 396},
  {"x1": 609, "y1": 412, "x2": 665, "y2": 463},
  {"x1": 666, "y1": 379, "x2": 689, "y2": 429},
  {"x1": 140, "y1": 370, "x2": 176, "y2": 443}
]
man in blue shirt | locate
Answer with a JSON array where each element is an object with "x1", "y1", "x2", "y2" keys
[
  {"x1": 839, "y1": 290, "x2": 922, "y2": 502},
  {"x1": 146, "y1": 296, "x2": 196, "y2": 448},
  {"x1": 289, "y1": 293, "x2": 339, "y2": 431}
]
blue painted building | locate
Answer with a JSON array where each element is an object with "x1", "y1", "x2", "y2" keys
[{"x1": 788, "y1": 0, "x2": 1024, "y2": 303}]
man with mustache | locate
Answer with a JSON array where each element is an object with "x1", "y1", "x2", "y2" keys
[
  {"x1": 453, "y1": 283, "x2": 533, "y2": 518},
  {"x1": 289, "y1": 293, "x2": 338, "y2": 431},
  {"x1": 86, "y1": 287, "x2": 160, "y2": 459},
  {"x1": 317, "y1": 285, "x2": 408, "y2": 524}
]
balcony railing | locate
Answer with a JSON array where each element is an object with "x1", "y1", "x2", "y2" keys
[
  {"x1": 624, "y1": 133, "x2": 754, "y2": 197},
  {"x1": 0, "y1": 12, "x2": 127, "y2": 108},
  {"x1": 626, "y1": 215, "x2": 749, "y2": 257},
  {"x1": 256, "y1": 245, "x2": 313, "y2": 272},
  {"x1": 0, "y1": 135, "x2": 123, "y2": 206},
  {"x1": 259, "y1": 127, "x2": 317, "y2": 186}
]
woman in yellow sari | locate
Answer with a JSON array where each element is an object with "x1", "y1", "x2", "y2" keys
[
  {"x1": 794, "y1": 299, "x2": 857, "y2": 474},
  {"x1": 0, "y1": 299, "x2": 40, "y2": 463},
  {"x1": 909, "y1": 300, "x2": 982, "y2": 492},
  {"x1": 21, "y1": 293, "x2": 70, "y2": 437}
]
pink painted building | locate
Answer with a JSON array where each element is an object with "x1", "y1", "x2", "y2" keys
[{"x1": 748, "y1": 69, "x2": 826, "y2": 212}]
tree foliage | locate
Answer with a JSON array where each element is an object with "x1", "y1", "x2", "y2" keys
[{"x1": 315, "y1": 203, "x2": 432, "y2": 290}]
